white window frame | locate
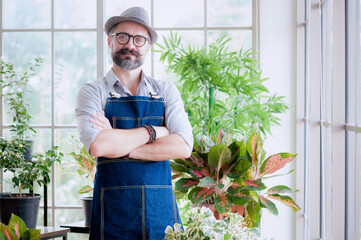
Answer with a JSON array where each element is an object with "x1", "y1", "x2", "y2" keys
[
  {"x1": 295, "y1": 0, "x2": 361, "y2": 239},
  {"x1": 0, "y1": 0, "x2": 259, "y2": 228}
]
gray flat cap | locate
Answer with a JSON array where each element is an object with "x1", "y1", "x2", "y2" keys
[{"x1": 104, "y1": 7, "x2": 158, "y2": 45}]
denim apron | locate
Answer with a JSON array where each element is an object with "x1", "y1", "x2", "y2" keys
[{"x1": 89, "y1": 80, "x2": 182, "y2": 240}]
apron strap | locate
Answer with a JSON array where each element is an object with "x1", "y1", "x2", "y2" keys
[
  {"x1": 144, "y1": 78, "x2": 161, "y2": 99},
  {"x1": 109, "y1": 78, "x2": 161, "y2": 99}
]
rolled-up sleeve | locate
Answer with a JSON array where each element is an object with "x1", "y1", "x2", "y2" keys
[
  {"x1": 75, "y1": 82, "x2": 103, "y2": 153},
  {"x1": 163, "y1": 82, "x2": 193, "y2": 151}
]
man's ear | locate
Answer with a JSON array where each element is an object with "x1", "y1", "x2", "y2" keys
[{"x1": 107, "y1": 37, "x2": 111, "y2": 48}]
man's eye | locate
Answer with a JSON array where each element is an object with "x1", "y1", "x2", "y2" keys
[
  {"x1": 135, "y1": 37, "x2": 145, "y2": 43},
  {"x1": 118, "y1": 35, "x2": 128, "y2": 41}
]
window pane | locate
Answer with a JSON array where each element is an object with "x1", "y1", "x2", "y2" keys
[
  {"x1": 154, "y1": 0, "x2": 204, "y2": 28},
  {"x1": 55, "y1": 129, "x2": 89, "y2": 206},
  {"x1": 153, "y1": 30, "x2": 204, "y2": 81},
  {"x1": 208, "y1": 30, "x2": 252, "y2": 50},
  {"x1": 2, "y1": 32, "x2": 52, "y2": 126},
  {"x1": 54, "y1": 32, "x2": 97, "y2": 125},
  {"x1": 208, "y1": 0, "x2": 252, "y2": 27},
  {"x1": 3, "y1": 0, "x2": 50, "y2": 29},
  {"x1": 54, "y1": 0, "x2": 96, "y2": 29},
  {"x1": 55, "y1": 209, "x2": 85, "y2": 227},
  {"x1": 105, "y1": 0, "x2": 150, "y2": 20}
]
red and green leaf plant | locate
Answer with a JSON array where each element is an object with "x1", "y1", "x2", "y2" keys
[
  {"x1": 172, "y1": 131, "x2": 300, "y2": 228},
  {"x1": 69, "y1": 136, "x2": 96, "y2": 194},
  {"x1": 0, "y1": 214, "x2": 40, "y2": 240}
]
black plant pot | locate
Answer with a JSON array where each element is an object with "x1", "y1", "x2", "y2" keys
[
  {"x1": 24, "y1": 140, "x2": 34, "y2": 160},
  {"x1": 0, "y1": 193, "x2": 42, "y2": 229},
  {"x1": 80, "y1": 196, "x2": 92, "y2": 225}
]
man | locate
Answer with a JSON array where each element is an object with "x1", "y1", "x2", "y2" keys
[{"x1": 75, "y1": 6, "x2": 193, "y2": 240}]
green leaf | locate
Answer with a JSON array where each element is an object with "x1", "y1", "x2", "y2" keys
[
  {"x1": 198, "y1": 177, "x2": 224, "y2": 189},
  {"x1": 175, "y1": 178, "x2": 199, "y2": 191},
  {"x1": 268, "y1": 194, "x2": 301, "y2": 212},
  {"x1": 214, "y1": 193, "x2": 232, "y2": 215},
  {"x1": 228, "y1": 159, "x2": 253, "y2": 178},
  {"x1": 267, "y1": 185, "x2": 297, "y2": 194},
  {"x1": 229, "y1": 189, "x2": 255, "y2": 205},
  {"x1": 78, "y1": 185, "x2": 93, "y2": 194},
  {"x1": 170, "y1": 162, "x2": 189, "y2": 174},
  {"x1": 244, "y1": 179, "x2": 266, "y2": 191},
  {"x1": 245, "y1": 200, "x2": 261, "y2": 228},
  {"x1": 208, "y1": 144, "x2": 232, "y2": 169},
  {"x1": 188, "y1": 167, "x2": 211, "y2": 179},
  {"x1": 0, "y1": 224, "x2": 17, "y2": 240},
  {"x1": 258, "y1": 153, "x2": 297, "y2": 178},
  {"x1": 26, "y1": 229, "x2": 41, "y2": 240},
  {"x1": 188, "y1": 187, "x2": 214, "y2": 205},
  {"x1": 8, "y1": 213, "x2": 28, "y2": 236},
  {"x1": 246, "y1": 132, "x2": 262, "y2": 167},
  {"x1": 259, "y1": 196, "x2": 278, "y2": 215}
]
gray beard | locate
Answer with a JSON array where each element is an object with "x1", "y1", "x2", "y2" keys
[{"x1": 112, "y1": 54, "x2": 144, "y2": 70}]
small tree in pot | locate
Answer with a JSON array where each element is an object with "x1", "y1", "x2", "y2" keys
[{"x1": 0, "y1": 57, "x2": 63, "y2": 228}]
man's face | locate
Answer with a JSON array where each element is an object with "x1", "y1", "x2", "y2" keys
[{"x1": 108, "y1": 22, "x2": 151, "y2": 70}]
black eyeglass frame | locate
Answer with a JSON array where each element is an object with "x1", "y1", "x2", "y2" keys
[{"x1": 110, "y1": 32, "x2": 150, "y2": 47}]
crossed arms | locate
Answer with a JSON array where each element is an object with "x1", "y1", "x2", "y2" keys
[{"x1": 89, "y1": 112, "x2": 191, "y2": 161}]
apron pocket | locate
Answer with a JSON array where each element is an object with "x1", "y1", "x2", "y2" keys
[
  {"x1": 101, "y1": 186, "x2": 144, "y2": 240},
  {"x1": 111, "y1": 117, "x2": 138, "y2": 129},
  {"x1": 140, "y1": 116, "x2": 164, "y2": 127},
  {"x1": 144, "y1": 186, "x2": 178, "y2": 240}
]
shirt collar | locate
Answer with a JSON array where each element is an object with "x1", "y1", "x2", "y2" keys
[{"x1": 105, "y1": 68, "x2": 147, "y2": 95}]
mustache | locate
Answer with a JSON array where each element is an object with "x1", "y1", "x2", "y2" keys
[{"x1": 116, "y1": 49, "x2": 141, "y2": 57}]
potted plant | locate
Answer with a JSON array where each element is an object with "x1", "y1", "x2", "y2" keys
[
  {"x1": 0, "y1": 214, "x2": 41, "y2": 240},
  {"x1": 0, "y1": 58, "x2": 63, "y2": 228},
  {"x1": 171, "y1": 131, "x2": 300, "y2": 228},
  {"x1": 157, "y1": 34, "x2": 299, "y2": 228},
  {"x1": 164, "y1": 206, "x2": 259, "y2": 240},
  {"x1": 69, "y1": 136, "x2": 96, "y2": 225}
]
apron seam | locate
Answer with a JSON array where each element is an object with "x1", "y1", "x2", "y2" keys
[
  {"x1": 142, "y1": 186, "x2": 146, "y2": 240},
  {"x1": 101, "y1": 188, "x2": 104, "y2": 240},
  {"x1": 102, "y1": 185, "x2": 173, "y2": 190}
]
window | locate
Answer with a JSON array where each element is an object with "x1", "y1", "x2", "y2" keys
[
  {"x1": 297, "y1": 0, "x2": 360, "y2": 239},
  {"x1": 346, "y1": 0, "x2": 361, "y2": 239},
  {"x1": 0, "y1": 1, "x2": 256, "y2": 238}
]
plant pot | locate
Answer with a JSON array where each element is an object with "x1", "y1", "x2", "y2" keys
[
  {"x1": 199, "y1": 203, "x2": 245, "y2": 220},
  {"x1": 80, "y1": 196, "x2": 92, "y2": 225},
  {"x1": 24, "y1": 140, "x2": 34, "y2": 160},
  {"x1": 0, "y1": 193, "x2": 42, "y2": 228}
]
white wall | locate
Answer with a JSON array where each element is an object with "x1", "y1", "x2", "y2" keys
[{"x1": 259, "y1": 1, "x2": 297, "y2": 239}]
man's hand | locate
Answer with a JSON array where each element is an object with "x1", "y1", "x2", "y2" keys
[{"x1": 90, "y1": 112, "x2": 112, "y2": 131}]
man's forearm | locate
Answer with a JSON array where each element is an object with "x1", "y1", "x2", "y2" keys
[
  {"x1": 129, "y1": 134, "x2": 192, "y2": 161},
  {"x1": 90, "y1": 127, "x2": 150, "y2": 158}
]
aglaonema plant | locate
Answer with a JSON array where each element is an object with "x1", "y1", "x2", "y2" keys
[
  {"x1": 171, "y1": 131, "x2": 300, "y2": 228},
  {"x1": 0, "y1": 214, "x2": 40, "y2": 240}
]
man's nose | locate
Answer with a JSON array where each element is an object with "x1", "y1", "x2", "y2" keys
[{"x1": 123, "y1": 37, "x2": 136, "y2": 49}]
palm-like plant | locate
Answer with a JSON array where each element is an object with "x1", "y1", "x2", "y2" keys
[{"x1": 157, "y1": 33, "x2": 288, "y2": 144}]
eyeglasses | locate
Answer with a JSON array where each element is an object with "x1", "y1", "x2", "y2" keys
[{"x1": 110, "y1": 32, "x2": 149, "y2": 47}]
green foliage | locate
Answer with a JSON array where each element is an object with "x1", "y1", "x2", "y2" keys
[
  {"x1": 0, "y1": 138, "x2": 63, "y2": 196},
  {"x1": 69, "y1": 136, "x2": 96, "y2": 194},
  {"x1": 0, "y1": 58, "x2": 63, "y2": 197},
  {"x1": 0, "y1": 57, "x2": 42, "y2": 140},
  {"x1": 157, "y1": 33, "x2": 288, "y2": 144},
  {"x1": 0, "y1": 214, "x2": 40, "y2": 240},
  {"x1": 164, "y1": 207, "x2": 259, "y2": 240},
  {"x1": 172, "y1": 131, "x2": 300, "y2": 228}
]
